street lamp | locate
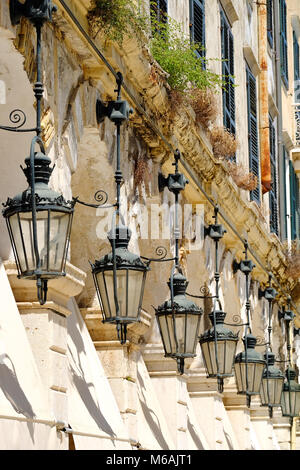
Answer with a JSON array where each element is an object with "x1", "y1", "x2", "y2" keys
[
  {"x1": 2, "y1": 0, "x2": 74, "y2": 304},
  {"x1": 260, "y1": 351, "x2": 284, "y2": 412},
  {"x1": 156, "y1": 270, "x2": 203, "y2": 374},
  {"x1": 199, "y1": 207, "x2": 238, "y2": 393},
  {"x1": 155, "y1": 150, "x2": 202, "y2": 374},
  {"x1": 90, "y1": 73, "x2": 149, "y2": 343},
  {"x1": 234, "y1": 334, "x2": 265, "y2": 399},
  {"x1": 258, "y1": 278, "x2": 284, "y2": 417},
  {"x1": 281, "y1": 367, "x2": 300, "y2": 418},
  {"x1": 233, "y1": 242, "x2": 265, "y2": 406},
  {"x1": 279, "y1": 303, "x2": 300, "y2": 419}
]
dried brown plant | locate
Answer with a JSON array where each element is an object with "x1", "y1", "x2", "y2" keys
[
  {"x1": 209, "y1": 127, "x2": 238, "y2": 160},
  {"x1": 226, "y1": 161, "x2": 258, "y2": 191},
  {"x1": 168, "y1": 89, "x2": 186, "y2": 116},
  {"x1": 189, "y1": 88, "x2": 218, "y2": 129},
  {"x1": 282, "y1": 240, "x2": 300, "y2": 280},
  {"x1": 134, "y1": 156, "x2": 150, "y2": 189}
]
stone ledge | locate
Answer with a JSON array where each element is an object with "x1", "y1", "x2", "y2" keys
[
  {"x1": 4, "y1": 260, "x2": 86, "y2": 306},
  {"x1": 83, "y1": 307, "x2": 152, "y2": 344},
  {"x1": 17, "y1": 301, "x2": 71, "y2": 318}
]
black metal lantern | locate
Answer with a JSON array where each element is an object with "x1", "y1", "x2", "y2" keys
[
  {"x1": 260, "y1": 352, "x2": 284, "y2": 410},
  {"x1": 1, "y1": 2, "x2": 73, "y2": 304},
  {"x1": 91, "y1": 224, "x2": 149, "y2": 343},
  {"x1": 3, "y1": 140, "x2": 74, "y2": 302},
  {"x1": 200, "y1": 310, "x2": 239, "y2": 391},
  {"x1": 281, "y1": 368, "x2": 300, "y2": 418},
  {"x1": 234, "y1": 334, "x2": 265, "y2": 397},
  {"x1": 155, "y1": 271, "x2": 203, "y2": 374}
]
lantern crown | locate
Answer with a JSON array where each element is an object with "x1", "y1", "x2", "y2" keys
[
  {"x1": 235, "y1": 334, "x2": 265, "y2": 364},
  {"x1": 200, "y1": 310, "x2": 239, "y2": 342},
  {"x1": 156, "y1": 272, "x2": 202, "y2": 314},
  {"x1": 262, "y1": 352, "x2": 284, "y2": 379}
]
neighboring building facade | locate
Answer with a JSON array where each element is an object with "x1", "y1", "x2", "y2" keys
[{"x1": 0, "y1": 0, "x2": 300, "y2": 450}]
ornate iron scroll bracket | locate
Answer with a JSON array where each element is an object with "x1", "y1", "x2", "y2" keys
[
  {"x1": 0, "y1": 109, "x2": 37, "y2": 133},
  {"x1": 73, "y1": 190, "x2": 117, "y2": 210},
  {"x1": 141, "y1": 246, "x2": 175, "y2": 267}
]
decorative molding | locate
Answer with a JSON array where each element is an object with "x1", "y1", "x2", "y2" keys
[
  {"x1": 220, "y1": 0, "x2": 239, "y2": 25},
  {"x1": 243, "y1": 45, "x2": 261, "y2": 77},
  {"x1": 282, "y1": 129, "x2": 295, "y2": 151},
  {"x1": 268, "y1": 94, "x2": 279, "y2": 118},
  {"x1": 291, "y1": 15, "x2": 300, "y2": 39}
]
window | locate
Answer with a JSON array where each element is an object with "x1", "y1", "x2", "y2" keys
[
  {"x1": 150, "y1": 0, "x2": 168, "y2": 25},
  {"x1": 220, "y1": 9, "x2": 235, "y2": 138},
  {"x1": 279, "y1": 0, "x2": 288, "y2": 87},
  {"x1": 269, "y1": 116, "x2": 278, "y2": 235},
  {"x1": 267, "y1": 0, "x2": 273, "y2": 47},
  {"x1": 190, "y1": 0, "x2": 205, "y2": 59},
  {"x1": 289, "y1": 161, "x2": 300, "y2": 240},
  {"x1": 246, "y1": 65, "x2": 260, "y2": 204},
  {"x1": 293, "y1": 31, "x2": 300, "y2": 103}
]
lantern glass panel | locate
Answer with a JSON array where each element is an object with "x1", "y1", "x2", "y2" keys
[
  {"x1": 157, "y1": 313, "x2": 200, "y2": 356},
  {"x1": 234, "y1": 362, "x2": 264, "y2": 394},
  {"x1": 157, "y1": 315, "x2": 172, "y2": 355},
  {"x1": 201, "y1": 339, "x2": 237, "y2": 376},
  {"x1": 260, "y1": 377, "x2": 284, "y2": 406},
  {"x1": 281, "y1": 390, "x2": 300, "y2": 417},
  {"x1": 96, "y1": 268, "x2": 144, "y2": 321},
  {"x1": 9, "y1": 210, "x2": 71, "y2": 276}
]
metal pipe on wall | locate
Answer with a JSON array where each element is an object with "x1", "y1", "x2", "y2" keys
[{"x1": 257, "y1": 0, "x2": 272, "y2": 193}]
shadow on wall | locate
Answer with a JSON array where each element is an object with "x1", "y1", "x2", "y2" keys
[
  {"x1": 186, "y1": 416, "x2": 205, "y2": 450},
  {"x1": 67, "y1": 313, "x2": 117, "y2": 441},
  {"x1": 137, "y1": 366, "x2": 171, "y2": 449},
  {"x1": 0, "y1": 352, "x2": 36, "y2": 443}
]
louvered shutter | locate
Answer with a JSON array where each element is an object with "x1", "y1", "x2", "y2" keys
[
  {"x1": 267, "y1": 0, "x2": 273, "y2": 47},
  {"x1": 190, "y1": 0, "x2": 205, "y2": 59},
  {"x1": 294, "y1": 31, "x2": 300, "y2": 102},
  {"x1": 151, "y1": 0, "x2": 168, "y2": 24},
  {"x1": 279, "y1": 0, "x2": 288, "y2": 86},
  {"x1": 282, "y1": 146, "x2": 288, "y2": 239},
  {"x1": 221, "y1": 9, "x2": 236, "y2": 139},
  {"x1": 290, "y1": 161, "x2": 300, "y2": 240},
  {"x1": 269, "y1": 117, "x2": 278, "y2": 235},
  {"x1": 246, "y1": 67, "x2": 260, "y2": 204}
]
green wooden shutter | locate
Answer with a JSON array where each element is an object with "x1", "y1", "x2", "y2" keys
[
  {"x1": 151, "y1": 0, "x2": 168, "y2": 24},
  {"x1": 282, "y1": 146, "x2": 288, "y2": 239},
  {"x1": 246, "y1": 66, "x2": 260, "y2": 204},
  {"x1": 294, "y1": 31, "x2": 300, "y2": 103},
  {"x1": 190, "y1": 0, "x2": 205, "y2": 59},
  {"x1": 279, "y1": 0, "x2": 288, "y2": 87},
  {"x1": 221, "y1": 9, "x2": 235, "y2": 139},
  {"x1": 269, "y1": 116, "x2": 278, "y2": 235},
  {"x1": 290, "y1": 161, "x2": 300, "y2": 240},
  {"x1": 267, "y1": 0, "x2": 273, "y2": 47}
]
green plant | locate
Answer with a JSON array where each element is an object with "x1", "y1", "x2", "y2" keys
[
  {"x1": 88, "y1": 0, "x2": 148, "y2": 43},
  {"x1": 150, "y1": 18, "x2": 225, "y2": 92}
]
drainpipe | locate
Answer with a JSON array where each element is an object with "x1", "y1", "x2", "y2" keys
[
  {"x1": 274, "y1": 0, "x2": 286, "y2": 240},
  {"x1": 258, "y1": 0, "x2": 271, "y2": 194}
]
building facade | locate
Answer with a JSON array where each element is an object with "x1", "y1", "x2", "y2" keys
[{"x1": 0, "y1": 0, "x2": 300, "y2": 450}]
